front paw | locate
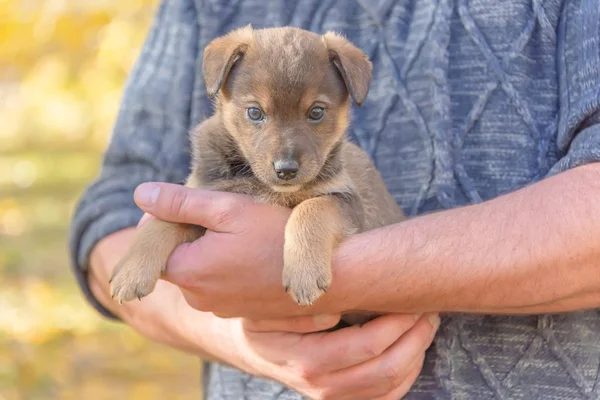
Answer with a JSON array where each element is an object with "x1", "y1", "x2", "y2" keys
[
  {"x1": 109, "y1": 253, "x2": 162, "y2": 304},
  {"x1": 282, "y1": 258, "x2": 332, "y2": 307}
]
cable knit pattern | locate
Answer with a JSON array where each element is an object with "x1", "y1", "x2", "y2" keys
[{"x1": 69, "y1": 0, "x2": 600, "y2": 398}]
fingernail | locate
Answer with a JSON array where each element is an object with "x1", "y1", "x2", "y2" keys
[
  {"x1": 413, "y1": 313, "x2": 423, "y2": 321},
  {"x1": 313, "y1": 314, "x2": 339, "y2": 327},
  {"x1": 135, "y1": 183, "x2": 160, "y2": 207},
  {"x1": 428, "y1": 313, "x2": 440, "y2": 330}
]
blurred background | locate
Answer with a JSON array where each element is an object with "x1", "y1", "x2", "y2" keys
[{"x1": 0, "y1": 1, "x2": 201, "y2": 398}]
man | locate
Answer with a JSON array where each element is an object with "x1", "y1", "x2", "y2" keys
[{"x1": 69, "y1": 0, "x2": 600, "y2": 398}]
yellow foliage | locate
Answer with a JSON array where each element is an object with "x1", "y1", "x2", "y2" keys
[{"x1": 0, "y1": 1, "x2": 200, "y2": 398}]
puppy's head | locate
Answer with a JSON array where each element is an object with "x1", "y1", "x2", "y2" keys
[{"x1": 202, "y1": 25, "x2": 372, "y2": 192}]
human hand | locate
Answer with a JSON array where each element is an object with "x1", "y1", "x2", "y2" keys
[
  {"x1": 133, "y1": 182, "x2": 360, "y2": 319},
  {"x1": 89, "y1": 217, "x2": 439, "y2": 399},
  {"x1": 235, "y1": 312, "x2": 440, "y2": 400}
]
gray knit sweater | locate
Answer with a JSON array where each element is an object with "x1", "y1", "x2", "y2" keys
[{"x1": 69, "y1": 0, "x2": 600, "y2": 398}]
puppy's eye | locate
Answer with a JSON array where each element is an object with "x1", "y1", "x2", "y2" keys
[
  {"x1": 247, "y1": 107, "x2": 264, "y2": 122},
  {"x1": 308, "y1": 106, "x2": 325, "y2": 122}
]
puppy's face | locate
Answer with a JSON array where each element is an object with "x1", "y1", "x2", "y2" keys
[{"x1": 203, "y1": 26, "x2": 372, "y2": 192}]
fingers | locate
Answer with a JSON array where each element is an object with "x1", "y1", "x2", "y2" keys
[
  {"x1": 316, "y1": 313, "x2": 439, "y2": 396},
  {"x1": 133, "y1": 182, "x2": 254, "y2": 232},
  {"x1": 343, "y1": 353, "x2": 425, "y2": 400},
  {"x1": 374, "y1": 356, "x2": 424, "y2": 400},
  {"x1": 243, "y1": 314, "x2": 342, "y2": 333},
  {"x1": 298, "y1": 314, "x2": 422, "y2": 374}
]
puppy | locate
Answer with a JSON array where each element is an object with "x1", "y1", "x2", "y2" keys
[{"x1": 109, "y1": 25, "x2": 405, "y2": 312}]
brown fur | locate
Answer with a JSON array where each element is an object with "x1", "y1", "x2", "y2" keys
[{"x1": 109, "y1": 26, "x2": 405, "y2": 318}]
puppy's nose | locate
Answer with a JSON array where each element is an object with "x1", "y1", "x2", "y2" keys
[{"x1": 273, "y1": 159, "x2": 299, "y2": 180}]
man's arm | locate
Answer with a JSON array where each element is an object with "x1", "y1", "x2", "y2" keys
[
  {"x1": 87, "y1": 227, "x2": 231, "y2": 361},
  {"x1": 341, "y1": 0, "x2": 600, "y2": 316},
  {"x1": 125, "y1": 159, "x2": 600, "y2": 319},
  {"x1": 339, "y1": 162, "x2": 600, "y2": 315}
]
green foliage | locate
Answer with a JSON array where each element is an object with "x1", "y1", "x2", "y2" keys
[{"x1": 0, "y1": 1, "x2": 200, "y2": 398}]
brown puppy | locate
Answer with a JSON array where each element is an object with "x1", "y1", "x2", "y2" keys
[{"x1": 109, "y1": 25, "x2": 405, "y2": 310}]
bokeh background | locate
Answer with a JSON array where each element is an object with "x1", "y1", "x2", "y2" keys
[{"x1": 0, "y1": 1, "x2": 201, "y2": 398}]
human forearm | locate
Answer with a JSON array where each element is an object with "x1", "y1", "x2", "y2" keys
[
  {"x1": 88, "y1": 229, "x2": 199, "y2": 350},
  {"x1": 88, "y1": 228, "x2": 136, "y2": 319},
  {"x1": 88, "y1": 229, "x2": 241, "y2": 365},
  {"x1": 338, "y1": 164, "x2": 600, "y2": 314}
]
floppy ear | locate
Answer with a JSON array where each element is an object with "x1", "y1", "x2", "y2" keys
[
  {"x1": 322, "y1": 31, "x2": 372, "y2": 106},
  {"x1": 203, "y1": 24, "x2": 253, "y2": 97}
]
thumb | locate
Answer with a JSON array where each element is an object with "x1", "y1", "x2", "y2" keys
[{"x1": 133, "y1": 182, "x2": 253, "y2": 232}]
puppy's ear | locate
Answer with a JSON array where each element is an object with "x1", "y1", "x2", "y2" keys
[
  {"x1": 203, "y1": 24, "x2": 253, "y2": 97},
  {"x1": 322, "y1": 31, "x2": 372, "y2": 106}
]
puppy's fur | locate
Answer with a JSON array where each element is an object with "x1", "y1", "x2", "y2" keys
[{"x1": 109, "y1": 26, "x2": 405, "y2": 314}]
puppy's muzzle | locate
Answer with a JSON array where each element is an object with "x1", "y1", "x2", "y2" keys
[{"x1": 273, "y1": 159, "x2": 299, "y2": 181}]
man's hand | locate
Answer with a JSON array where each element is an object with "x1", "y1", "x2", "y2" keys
[
  {"x1": 235, "y1": 313, "x2": 440, "y2": 400},
  {"x1": 89, "y1": 227, "x2": 440, "y2": 399},
  {"x1": 133, "y1": 182, "x2": 360, "y2": 319}
]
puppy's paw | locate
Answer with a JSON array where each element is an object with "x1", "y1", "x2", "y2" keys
[
  {"x1": 109, "y1": 253, "x2": 162, "y2": 304},
  {"x1": 282, "y1": 261, "x2": 331, "y2": 306}
]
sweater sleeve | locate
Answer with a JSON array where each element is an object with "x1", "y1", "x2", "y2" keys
[
  {"x1": 68, "y1": 0, "x2": 200, "y2": 319},
  {"x1": 548, "y1": 0, "x2": 600, "y2": 176}
]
